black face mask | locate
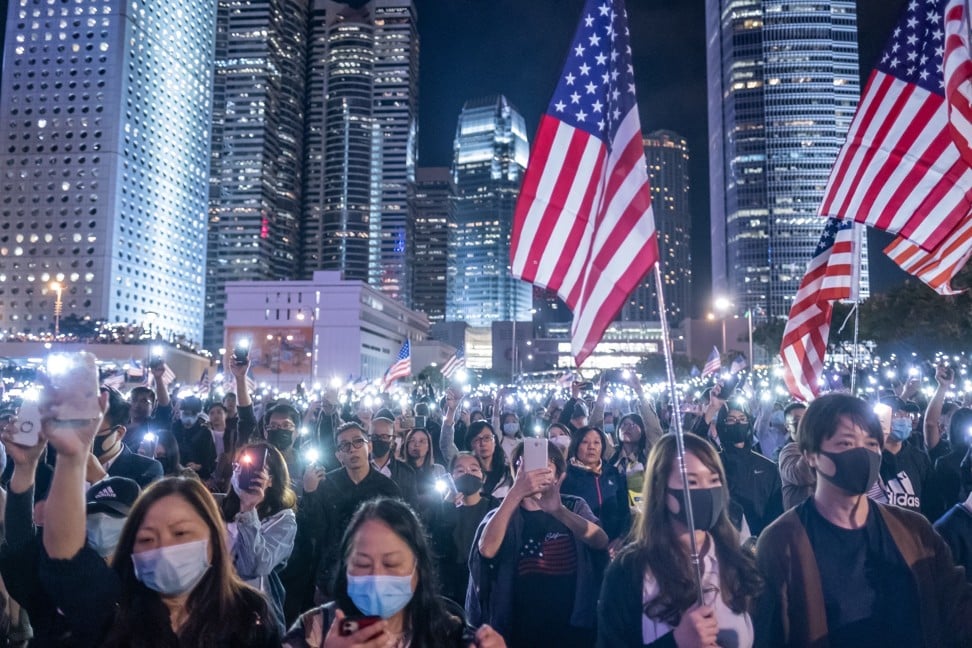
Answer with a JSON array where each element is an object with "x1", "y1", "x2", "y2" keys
[
  {"x1": 371, "y1": 439, "x2": 392, "y2": 458},
  {"x1": 817, "y1": 447, "x2": 881, "y2": 495},
  {"x1": 667, "y1": 486, "x2": 725, "y2": 531},
  {"x1": 454, "y1": 474, "x2": 484, "y2": 496},
  {"x1": 93, "y1": 430, "x2": 118, "y2": 457},
  {"x1": 268, "y1": 429, "x2": 294, "y2": 451},
  {"x1": 721, "y1": 422, "x2": 750, "y2": 447}
]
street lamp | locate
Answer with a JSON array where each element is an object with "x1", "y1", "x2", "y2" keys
[
  {"x1": 713, "y1": 296, "x2": 732, "y2": 353},
  {"x1": 50, "y1": 281, "x2": 63, "y2": 337}
]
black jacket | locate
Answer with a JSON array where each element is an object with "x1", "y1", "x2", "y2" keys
[
  {"x1": 107, "y1": 444, "x2": 164, "y2": 489},
  {"x1": 172, "y1": 418, "x2": 217, "y2": 479},
  {"x1": 720, "y1": 444, "x2": 784, "y2": 537}
]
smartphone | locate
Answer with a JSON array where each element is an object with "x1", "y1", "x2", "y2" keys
[
  {"x1": 400, "y1": 416, "x2": 416, "y2": 429},
  {"x1": 238, "y1": 447, "x2": 269, "y2": 491},
  {"x1": 12, "y1": 391, "x2": 42, "y2": 446},
  {"x1": 340, "y1": 616, "x2": 382, "y2": 636},
  {"x1": 435, "y1": 473, "x2": 457, "y2": 498},
  {"x1": 522, "y1": 437, "x2": 548, "y2": 472},
  {"x1": 717, "y1": 373, "x2": 739, "y2": 400},
  {"x1": 874, "y1": 403, "x2": 893, "y2": 438},
  {"x1": 410, "y1": 415, "x2": 427, "y2": 429},
  {"x1": 46, "y1": 351, "x2": 102, "y2": 421},
  {"x1": 233, "y1": 339, "x2": 250, "y2": 364}
]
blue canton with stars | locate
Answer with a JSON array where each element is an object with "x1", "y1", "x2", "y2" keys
[
  {"x1": 813, "y1": 218, "x2": 854, "y2": 258},
  {"x1": 874, "y1": 0, "x2": 948, "y2": 96},
  {"x1": 547, "y1": 0, "x2": 639, "y2": 144}
]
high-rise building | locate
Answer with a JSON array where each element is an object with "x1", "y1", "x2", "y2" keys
[
  {"x1": 447, "y1": 96, "x2": 531, "y2": 326},
  {"x1": 205, "y1": 0, "x2": 309, "y2": 350},
  {"x1": 0, "y1": 0, "x2": 217, "y2": 343},
  {"x1": 302, "y1": 0, "x2": 418, "y2": 306},
  {"x1": 707, "y1": 0, "x2": 869, "y2": 319},
  {"x1": 622, "y1": 130, "x2": 692, "y2": 322},
  {"x1": 412, "y1": 167, "x2": 450, "y2": 323}
]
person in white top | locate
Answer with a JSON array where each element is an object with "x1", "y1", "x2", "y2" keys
[{"x1": 597, "y1": 433, "x2": 761, "y2": 648}]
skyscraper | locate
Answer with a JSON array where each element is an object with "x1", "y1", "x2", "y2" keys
[
  {"x1": 302, "y1": 0, "x2": 418, "y2": 305},
  {"x1": 447, "y1": 96, "x2": 531, "y2": 326},
  {"x1": 0, "y1": 0, "x2": 217, "y2": 342},
  {"x1": 412, "y1": 167, "x2": 450, "y2": 323},
  {"x1": 622, "y1": 130, "x2": 692, "y2": 322},
  {"x1": 707, "y1": 0, "x2": 869, "y2": 319},
  {"x1": 205, "y1": 0, "x2": 309, "y2": 350}
]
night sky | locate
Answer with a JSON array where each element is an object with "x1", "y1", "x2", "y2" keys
[{"x1": 415, "y1": 0, "x2": 910, "y2": 316}]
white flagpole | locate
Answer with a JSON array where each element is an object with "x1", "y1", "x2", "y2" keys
[
  {"x1": 653, "y1": 263, "x2": 704, "y2": 604},
  {"x1": 846, "y1": 222, "x2": 864, "y2": 393}
]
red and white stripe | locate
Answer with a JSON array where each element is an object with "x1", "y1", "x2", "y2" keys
[
  {"x1": 884, "y1": 222, "x2": 972, "y2": 295},
  {"x1": 511, "y1": 108, "x2": 657, "y2": 365},
  {"x1": 945, "y1": 0, "x2": 972, "y2": 166},
  {"x1": 780, "y1": 222, "x2": 856, "y2": 402},
  {"x1": 383, "y1": 359, "x2": 410, "y2": 391}
]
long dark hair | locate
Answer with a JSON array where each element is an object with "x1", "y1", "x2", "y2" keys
[
  {"x1": 616, "y1": 412, "x2": 649, "y2": 464},
  {"x1": 631, "y1": 434, "x2": 761, "y2": 625},
  {"x1": 403, "y1": 427, "x2": 435, "y2": 472},
  {"x1": 105, "y1": 478, "x2": 271, "y2": 647},
  {"x1": 333, "y1": 498, "x2": 462, "y2": 647},
  {"x1": 221, "y1": 442, "x2": 297, "y2": 521},
  {"x1": 154, "y1": 429, "x2": 186, "y2": 477}
]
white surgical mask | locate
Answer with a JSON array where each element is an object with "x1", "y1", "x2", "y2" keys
[
  {"x1": 132, "y1": 539, "x2": 210, "y2": 596},
  {"x1": 86, "y1": 512, "x2": 127, "y2": 558}
]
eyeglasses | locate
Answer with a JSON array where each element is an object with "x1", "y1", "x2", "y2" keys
[
  {"x1": 471, "y1": 435, "x2": 494, "y2": 445},
  {"x1": 370, "y1": 433, "x2": 394, "y2": 443},
  {"x1": 268, "y1": 421, "x2": 297, "y2": 431},
  {"x1": 725, "y1": 416, "x2": 749, "y2": 425},
  {"x1": 337, "y1": 438, "x2": 368, "y2": 453}
]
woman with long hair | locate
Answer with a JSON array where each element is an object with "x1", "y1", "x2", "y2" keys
[
  {"x1": 610, "y1": 413, "x2": 650, "y2": 506},
  {"x1": 221, "y1": 442, "x2": 297, "y2": 634},
  {"x1": 441, "y1": 390, "x2": 511, "y2": 499},
  {"x1": 403, "y1": 427, "x2": 447, "y2": 509},
  {"x1": 598, "y1": 433, "x2": 761, "y2": 647},
  {"x1": 39, "y1": 383, "x2": 279, "y2": 647},
  {"x1": 284, "y1": 498, "x2": 505, "y2": 648}
]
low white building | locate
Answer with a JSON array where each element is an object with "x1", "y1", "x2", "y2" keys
[{"x1": 224, "y1": 271, "x2": 433, "y2": 390}]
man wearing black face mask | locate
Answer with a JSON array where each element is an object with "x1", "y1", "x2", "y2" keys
[
  {"x1": 755, "y1": 393, "x2": 972, "y2": 647},
  {"x1": 715, "y1": 403, "x2": 782, "y2": 537},
  {"x1": 369, "y1": 409, "x2": 418, "y2": 508},
  {"x1": 264, "y1": 403, "x2": 301, "y2": 490},
  {"x1": 86, "y1": 387, "x2": 163, "y2": 489}
]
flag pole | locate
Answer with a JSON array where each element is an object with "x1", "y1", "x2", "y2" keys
[
  {"x1": 847, "y1": 222, "x2": 863, "y2": 394},
  {"x1": 653, "y1": 263, "x2": 705, "y2": 604}
]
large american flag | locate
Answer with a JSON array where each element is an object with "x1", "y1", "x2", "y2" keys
[
  {"x1": 883, "y1": 0, "x2": 972, "y2": 294},
  {"x1": 780, "y1": 218, "x2": 857, "y2": 402},
  {"x1": 441, "y1": 343, "x2": 465, "y2": 379},
  {"x1": 382, "y1": 340, "x2": 411, "y2": 392},
  {"x1": 819, "y1": 0, "x2": 972, "y2": 252},
  {"x1": 510, "y1": 0, "x2": 658, "y2": 366}
]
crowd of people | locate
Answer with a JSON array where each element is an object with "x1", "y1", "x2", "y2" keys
[{"x1": 0, "y1": 354, "x2": 971, "y2": 647}]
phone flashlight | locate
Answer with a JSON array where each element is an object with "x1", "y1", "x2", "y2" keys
[
  {"x1": 304, "y1": 447, "x2": 320, "y2": 465},
  {"x1": 434, "y1": 478, "x2": 448, "y2": 494}
]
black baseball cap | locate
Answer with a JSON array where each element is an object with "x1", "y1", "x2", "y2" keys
[
  {"x1": 372, "y1": 408, "x2": 396, "y2": 423},
  {"x1": 86, "y1": 476, "x2": 141, "y2": 518}
]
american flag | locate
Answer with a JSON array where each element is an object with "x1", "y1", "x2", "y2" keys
[
  {"x1": 780, "y1": 218, "x2": 856, "y2": 402},
  {"x1": 382, "y1": 340, "x2": 411, "y2": 391},
  {"x1": 510, "y1": 0, "x2": 658, "y2": 366},
  {"x1": 883, "y1": 0, "x2": 972, "y2": 294},
  {"x1": 818, "y1": 0, "x2": 972, "y2": 252},
  {"x1": 702, "y1": 347, "x2": 721, "y2": 378},
  {"x1": 197, "y1": 368, "x2": 210, "y2": 393},
  {"x1": 441, "y1": 343, "x2": 465, "y2": 379}
]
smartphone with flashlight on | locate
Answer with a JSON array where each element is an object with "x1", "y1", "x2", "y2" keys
[
  {"x1": 12, "y1": 388, "x2": 43, "y2": 446},
  {"x1": 237, "y1": 447, "x2": 269, "y2": 491},
  {"x1": 148, "y1": 345, "x2": 165, "y2": 370},
  {"x1": 233, "y1": 339, "x2": 250, "y2": 364}
]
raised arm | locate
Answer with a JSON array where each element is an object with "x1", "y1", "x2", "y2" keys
[
  {"x1": 925, "y1": 364, "x2": 953, "y2": 452},
  {"x1": 439, "y1": 388, "x2": 461, "y2": 464}
]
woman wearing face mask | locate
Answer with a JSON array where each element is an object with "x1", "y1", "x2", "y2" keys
[
  {"x1": 221, "y1": 442, "x2": 297, "y2": 635},
  {"x1": 561, "y1": 426, "x2": 630, "y2": 555},
  {"x1": 598, "y1": 433, "x2": 762, "y2": 648},
  {"x1": 546, "y1": 423, "x2": 573, "y2": 458},
  {"x1": 609, "y1": 413, "x2": 650, "y2": 507},
  {"x1": 442, "y1": 390, "x2": 511, "y2": 500},
  {"x1": 41, "y1": 393, "x2": 279, "y2": 647},
  {"x1": 284, "y1": 497, "x2": 506, "y2": 648},
  {"x1": 754, "y1": 393, "x2": 972, "y2": 647},
  {"x1": 431, "y1": 452, "x2": 499, "y2": 604},
  {"x1": 492, "y1": 387, "x2": 522, "y2": 458}
]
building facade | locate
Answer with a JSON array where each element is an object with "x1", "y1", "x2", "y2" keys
[
  {"x1": 412, "y1": 166, "x2": 450, "y2": 323},
  {"x1": 622, "y1": 130, "x2": 692, "y2": 323},
  {"x1": 302, "y1": 0, "x2": 418, "y2": 306},
  {"x1": 707, "y1": 0, "x2": 869, "y2": 319},
  {"x1": 0, "y1": 0, "x2": 217, "y2": 343},
  {"x1": 446, "y1": 95, "x2": 531, "y2": 326},
  {"x1": 205, "y1": 0, "x2": 309, "y2": 350}
]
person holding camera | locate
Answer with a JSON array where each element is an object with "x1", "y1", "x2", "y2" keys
[
  {"x1": 172, "y1": 395, "x2": 217, "y2": 481},
  {"x1": 86, "y1": 386, "x2": 163, "y2": 490},
  {"x1": 209, "y1": 350, "x2": 259, "y2": 493},
  {"x1": 221, "y1": 441, "x2": 297, "y2": 635},
  {"x1": 122, "y1": 361, "x2": 172, "y2": 452}
]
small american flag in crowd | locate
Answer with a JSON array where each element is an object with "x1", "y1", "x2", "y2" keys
[
  {"x1": 511, "y1": 0, "x2": 658, "y2": 365},
  {"x1": 883, "y1": 0, "x2": 972, "y2": 294},
  {"x1": 780, "y1": 218, "x2": 856, "y2": 402},
  {"x1": 441, "y1": 343, "x2": 465, "y2": 379},
  {"x1": 702, "y1": 347, "x2": 721, "y2": 378},
  {"x1": 382, "y1": 340, "x2": 411, "y2": 392},
  {"x1": 820, "y1": 0, "x2": 972, "y2": 255}
]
